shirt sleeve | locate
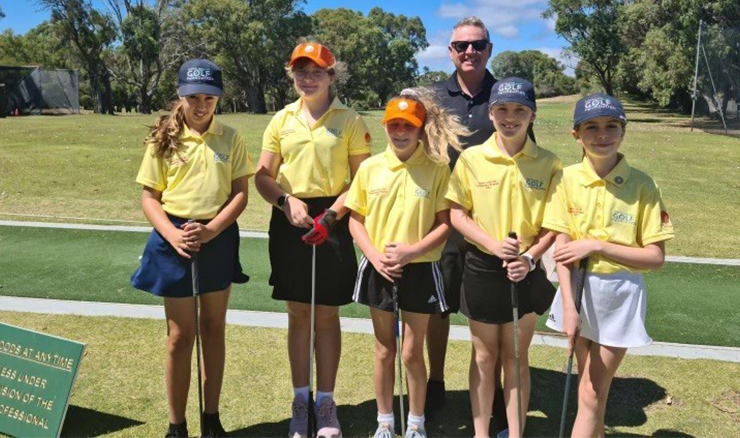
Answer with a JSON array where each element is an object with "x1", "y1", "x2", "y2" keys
[
  {"x1": 445, "y1": 157, "x2": 473, "y2": 210},
  {"x1": 135, "y1": 143, "x2": 167, "y2": 191},
  {"x1": 262, "y1": 112, "x2": 283, "y2": 154},
  {"x1": 344, "y1": 165, "x2": 368, "y2": 216},
  {"x1": 638, "y1": 183, "x2": 675, "y2": 246},
  {"x1": 435, "y1": 165, "x2": 451, "y2": 213},
  {"x1": 231, "y1": 134, "x2": 256, "y2": 180},
  {"x1": 346, "y1": 114, "x2": 372, "y2": 156},
  {"x1": 542, "y1": 169, "x2": 571, "y2": 235}
]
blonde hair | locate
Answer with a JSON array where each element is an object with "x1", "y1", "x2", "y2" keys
[
  {"x1": 145, "y1": 99, "x2": 186, "y2": 158},
  {"x1": 396, "y1": 87, "x2": 470, "y2": 165}
]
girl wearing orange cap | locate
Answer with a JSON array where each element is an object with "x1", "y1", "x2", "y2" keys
[
  {"x1": 255, "y1": 41, "x2": 371, "y2": 437},
  {"x1": 345, "y1": 88, "x2": 468, "y2": 438}
]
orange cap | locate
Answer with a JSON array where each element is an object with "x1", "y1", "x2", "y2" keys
[
  {"x1": 288, "y1": 43, "x2": 336, "y2": 69},
  {"x1": 382, "y1": 98, "x2": 426, "y2": 127}
]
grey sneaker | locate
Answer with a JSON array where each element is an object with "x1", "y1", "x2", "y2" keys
[
  {"x1": 404, "y1": 425, "x2": 427, "y2": 438},
  {"x1": 373, "y1": 423, "x2": 394, "y2": 438},
  {"x1": 288, "y1": 396, "x2": 309, "y2": 438},
  {"x1": 315, "y1": 398, "x2": 342, "y2": 438}
]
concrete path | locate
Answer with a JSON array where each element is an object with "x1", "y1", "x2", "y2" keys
[
  {"x1": 2, "y1": 220, "x2": 739, "y2": 266},
  {"x1": 2, "y1": 296, "x2": 738, "y2": 363}
]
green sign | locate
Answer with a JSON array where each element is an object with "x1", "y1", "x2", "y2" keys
[{"x1": 0, "y1": 323, "x2": 85, "y2": 438}]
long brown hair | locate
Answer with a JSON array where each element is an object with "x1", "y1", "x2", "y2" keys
[{"x1": 145, "y1": 99, "x2": 186, "y2": 158}]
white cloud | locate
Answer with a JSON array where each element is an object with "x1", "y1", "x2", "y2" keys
[{"x1": 438, "y1": 0, "x2": 549, "y2": 38}]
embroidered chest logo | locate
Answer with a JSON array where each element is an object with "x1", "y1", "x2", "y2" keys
[
  {"x1": 279, "y1": 128, "x2": 296, "y2": 138},
  {"x1": 568, "y1": 206, "x2": 583, "y2": 216},
  {"x1": 326, "y1": 128, "x2": 343, "y2": 138},
  {"x1": 476, "y1": 180, "x2": 499, "y2": 188},
  {"x1": 414, "y1": 188, "x2": 431, "y2": 199},
  {"x1": 214, "y1": 153, "x2": 230, "y2": 163},
  {"x1": 612, "y1": 211, "x2": 635, "y2": 225},
  {"x1": 368, "y1": 187, "x2": 389, "y2": 196},
  {"x1": 525, "y1": 178, "x2": 545, "y2": 190}
]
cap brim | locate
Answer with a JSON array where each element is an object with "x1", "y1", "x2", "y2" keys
[
  {"x1": 574, "y1": 111, "x2": 627, "y2": 128},
  {"x1": 178, "y1": 83, "x2": 223, "y2": 97},
  {"x1": 489, "y1": 96, "x2": 536, "y2": 111},
  {"x1": 382, "y1": 114, "x2": 424, "y2": 128},
  {"x1": 288, "y1": 55, "x2": 329, "y2": 69}
]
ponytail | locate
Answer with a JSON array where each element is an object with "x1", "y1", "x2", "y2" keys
[
  {"x1": 398, "y1": 87, "x2": 471, "y2": 165},
  {"x1": 145, "y1": 99, "x2": 186, "y2": 158}
]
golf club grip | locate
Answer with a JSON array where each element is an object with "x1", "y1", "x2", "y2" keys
[
  {"x1": 572, "y1": 256, "x2": 589, "y2": 314},
  {"x1": 508, "y1": 232, "x2": 519, "y2": 307}
]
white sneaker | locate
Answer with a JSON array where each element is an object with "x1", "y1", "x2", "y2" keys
[
  {"x1": 373, "y1": 423, "x2": 394, "y2": 438},
  {"x1": 315, "y1": 398, "x2": 342, "y2": 438},
  {"x1": 404, "y1": 425, "x2": 427, "y2": 438}
]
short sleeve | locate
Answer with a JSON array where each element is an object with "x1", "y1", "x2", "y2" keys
[
  {"x1": 445, "y1": 157, "x2": 473, "y2": 210},
  {"x1": 542, "y1": 170, "x2": 571, "y2": 234},
  {"x1": 136, "y1": 143, "x2": 167, "y2": 191},
  {"x1": 344, "y1": 165, "x2": 368, "y2": 216},
  {"x1": 231, "y1": 135, "x2": 255, "y2": 180},
  {"x1": 435, "y1": 166, "x2": 451, "y2": 213},
  {"x1": 346, "y1": 114, "x2": 372, "y2": 156},
  {"x1": 262, "y1": 113, "x2": 283, "y2": 154},
  {"x1": 638, "y1": 184, "x2": 675, "y2": 246}
]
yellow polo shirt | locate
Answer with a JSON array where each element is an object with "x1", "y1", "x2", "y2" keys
[
  {"x1": 262, "y1": 97, "x2": 371, "y2": 198},
  {"x1": 345, "y1": 144, "x2": 451, "y2": 263},
  {"x1": 543, "y1": 155, "x2": 675, "y2": 274},
  {"x1": 136, "y1": 118, "x2": 255, "y2": 220},
  {"x1": 446, "y1": 133, "x2": 562, "y2": 254}
]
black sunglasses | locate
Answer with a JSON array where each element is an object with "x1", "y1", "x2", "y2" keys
[{"x1": 450, "y1": 39, "x2": 490, "y2": 53}]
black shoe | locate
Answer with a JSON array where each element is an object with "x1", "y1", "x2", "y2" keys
[
  {"x1": 165, "y1": 421, "x2": 188, "y2": 438},
  {"x1": 491, "y1": 387, "x2": 508, "y2": 434},
  {"x1": 201, "y1": 412, "x2": 228, "y2": 438},
  {"x1": 425, "y1": 379, "x2": 447, "y2": 414}
]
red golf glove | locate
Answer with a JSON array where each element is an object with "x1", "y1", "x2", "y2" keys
[{"x1": 301, "y1": 209, "x2": 337, "y2": 245}]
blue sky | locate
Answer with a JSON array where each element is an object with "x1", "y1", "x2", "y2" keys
[{"x1": 0, "y1": 0, "x2": 573, "y2": 74}]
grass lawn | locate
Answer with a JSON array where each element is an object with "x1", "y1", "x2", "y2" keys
[
  {"x1": 1, "y1": 99, "x2": 739, "y2": 258},
  {"x1": 1, "y1": 311, "x2": 739, "y2": 437},
  {"x1": 1, "y1": 226, "x2": 739, "y2": 348}
]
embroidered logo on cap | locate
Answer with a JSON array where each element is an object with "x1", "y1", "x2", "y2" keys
[
  {"x1": 398, "y1": 100, "x2": 409, "y2": 111},
  {"x1": 498, "y1": 82, "x2": 524, "y2": 95},
  {"x1": 186, "y1": 68, "x2": 213, "y2": 82},
  {"x1": 305, "y1": 44, "x2": 314, "y2": 53}
]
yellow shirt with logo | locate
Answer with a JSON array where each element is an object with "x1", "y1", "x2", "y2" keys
[
  {"x1": 262, "y1": 97, "x2": 371, "y2": 198},
  {"x1": 136, "y1": 118, "x2": 255, "y2": 220},
  {"x1": 446, "y1": 133, "x2": 562, "y2": 254},
  {"x1": 345, "y1": 144, "x2": 451, "y2": 263},
  {"x1": 543, "y1": 155, "x2": 674, "y2": 274}
]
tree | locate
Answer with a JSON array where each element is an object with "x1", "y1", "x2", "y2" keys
[
  {"x1": 0, "y1": 22, "x2": 75, "y2": 68},
  {"x1": 37, "y1": 0, "x2": 116, "y2": 114},
  {"x1": 544, "y1": 0, "x2": 624, "y2": 95},
  {"x1": 490, "y1": 50, "x2": 576, "y2": 97},
  {"x1": 416, "y1": 68, "x2": 448, "y2": 87}
]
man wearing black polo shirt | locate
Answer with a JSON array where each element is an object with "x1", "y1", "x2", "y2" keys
[{"x1": 426, "y1": 16, "x2": 508, "y2": 433}]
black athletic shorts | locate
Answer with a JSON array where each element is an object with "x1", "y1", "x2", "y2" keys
[
  {"x1": 460, "y1": 244, "x2": 556, "y2": 324},
  {"x1": 439, "y1": 229, "x2": 467, "y2": 316},
  {"x1": 269, "y1": 197, "x2": 358, "y2": 306},
  {"x1": 353, "y1": 256, "x2": 447, "y2": 314}
]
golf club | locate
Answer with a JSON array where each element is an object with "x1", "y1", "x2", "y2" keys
[
  {"x1": 558, "y1": 256, "x2": 590, "y2": 438},
  {"x1": 307, "y1": 244, "x2": 317, "y2": 437},
  {"x1": 508, "y1": 231, "x2": 524, "y2": 435},
  {"x1": 188, "y1": 220, "x2": 205, "y2": 436},
  {"x1": 392, "y1": 280, "x2": 406, "y2": 437}
]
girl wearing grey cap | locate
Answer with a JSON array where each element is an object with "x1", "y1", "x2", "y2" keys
[
  {"x1": 446, "y1": 78, "x2": 560, "y2": 438},
  {"x1": 131, "y1": 59, "x2": 255, "y2": 438},
  {"x1": 543, "y1": 94, "x2": 674, "y2": 437}
]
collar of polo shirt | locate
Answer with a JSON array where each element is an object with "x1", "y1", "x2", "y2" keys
[
  {"x1": 480, "y1": 132, "x2": 538, "y2": 161},
  {"x1": 285, "y1": 96, "x2": 348, "y2": 114},
  {"x1": 383, "y1": 141, "x2": 427, "y2": 170},
  {"x1": 578, "y1": 154, "x2": 632, "y2": 187},
  {"x1": 446, "y1": 70, "x2": 497, "y2": 97},
  {"x1": 181, "y1": 118, "x2": 223, "y2": 139}
]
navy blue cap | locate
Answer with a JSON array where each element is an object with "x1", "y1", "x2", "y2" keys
[
  {"x1": 178, "y1": 59, "x2": 223, "y2": 97},
  {"x1": 573, "y1": 94, "x2": 627, "y2": 128},
  {"x1": 488, "y1": 77, "x2": 537, "y2": 111}
]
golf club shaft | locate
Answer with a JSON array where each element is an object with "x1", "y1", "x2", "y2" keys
[
  {"x1": 508, "y1": 231, "x2": 524, "y2": 433},
  {"x1": 393, "y1": 280, "x2": 406, "y2": 437},
  {"x1": 190, "y1": 238, "x2": 204, "y2": 434},
  {"x1": 558, "y1": 256, "x2": 590, "y2": 438},
  {"x1": 307, "y1": 244, "x2": 317, "y2": 437}
]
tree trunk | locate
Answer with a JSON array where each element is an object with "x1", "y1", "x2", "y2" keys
[{"x1": 246, "y1": 86, "x2": 267, "y2": 114}]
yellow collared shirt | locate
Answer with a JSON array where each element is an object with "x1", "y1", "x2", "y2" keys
[
  {"x1": 136, "y1": 118, "x2": 256, "y2": 220},
  {"x1": 345, "y1": 144, "x2": 451, "y2": 263},
  {"x1": 543, "y1": 155, "x2": 675, "y2": 274},
  {"x1": 446, "y1": 133, "x2": 562, "y2": 254},
  {"x1": 262, "y1": 97, "x2": 372, "y2": 198}
]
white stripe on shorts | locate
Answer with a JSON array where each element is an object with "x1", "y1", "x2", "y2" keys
[
  {"x1": 353, "y1": 256, "x2": 369, "y2": 303},
  {"x1": 432, "y1": 261, "x2": 448, "y2": 312}
]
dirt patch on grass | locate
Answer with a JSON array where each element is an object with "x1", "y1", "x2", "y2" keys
[{"x1": 710, "y1": 390, "x2": 740, "y2": 419}]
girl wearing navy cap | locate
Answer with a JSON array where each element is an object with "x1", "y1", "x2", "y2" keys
[
  {"x1": 131, "y1": 59, "x2": 255, "y2": 438},
  {"x1": 446, "y1": 78, "x2": 560, "y2": 437},
  {"x1": 543, "y1": 94, "x2": 674, "y2": 437}
]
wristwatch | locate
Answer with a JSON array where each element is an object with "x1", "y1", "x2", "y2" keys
[
  {"x1": 522, "y1": 253, "x2": 536, "y2": 272},
  {"x1": 277, "y1": 194, "x2": 290, "y2": 209}
]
